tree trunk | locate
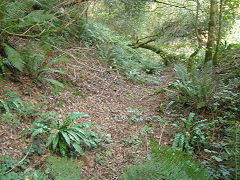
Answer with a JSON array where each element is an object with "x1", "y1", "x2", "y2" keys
[
  {"x1": 213, "y1": 0, "x2": 224, "y2": 66},
  {"x1": 204, "y1": 0, "x2": 217, "y2": 63},
  {"x1": 188, "y1": 0, "x2": 203, "y2": 72},
  {"x1": 135, "y1": 43, "x2": 170, "y2": 66}
]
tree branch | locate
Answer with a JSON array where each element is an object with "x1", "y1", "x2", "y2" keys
[{"x1": 150, "y1": 0, "x2": 196, "y2": 11}]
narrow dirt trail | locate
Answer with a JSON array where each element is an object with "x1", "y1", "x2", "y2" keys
[
  {"x1": 55, "y1": 51, "x2": 174, "y2": 179},
  {"x1": 0, "y1": 50, "x2": 174, "y2": 179}
]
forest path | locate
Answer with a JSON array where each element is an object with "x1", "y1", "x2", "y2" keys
[{"x1": 0, "y1": 49, "x2": 174, "y2": 179}]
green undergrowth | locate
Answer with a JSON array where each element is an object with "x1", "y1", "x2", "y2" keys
[
  {"x1": 165, "y1": 52, "x2": 240, "y2": 179},
  {"x1": 0, "y1": 90, "x2": 103, "y2": 178},
  {"x1": 79, "y1": 23, "x2": 163, "y2": 84},
  {"x1": 0, "y1": 154, "x2": 83, "y2": 180},
  {"x1": 120, "y1": 139, "x2": 210, "y2": 180}
]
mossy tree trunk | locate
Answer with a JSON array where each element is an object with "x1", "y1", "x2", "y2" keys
[
  {"x1": 129, "y1": 36, "x2": 177, "y2": 66},
  {"x1": 213, "y1": 0, "x2": 224, "y2": 66},
  {"x1": 188, "y1": 0, "x2": 203, "y2": 72},
  {"x1": 204, "y1": 0, "x2": 217, "y2": 63}
]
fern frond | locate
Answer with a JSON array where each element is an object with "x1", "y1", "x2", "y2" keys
[
  {"x1": 47, "y1": 156, "x2": 82, "y2": 179},
  {"x1": 120, "y1": 139, "x2": 210, "y2": 180},
  {"x1": 2, "y1": 43, "x2": 24, "y2": 72},
  {"x1": 61, "y1": 112, "x2": 88, "y2": 129},
  {"x1": 225, "y1": 123, "x2": 240, "y2": 179},
  {"x1": 42, "y1": 56, "x2": 69, "y2": 70},
  {"x1": 19, "y1": 10, "x2": 55, "y2": 27},
  {"x1": 0, "y1": 92, "x2": 25, "y2": 113},
  {"x1": 41, "y1": 78, "x2": 64, "y2": 88},
  {"x1": 150, "y1": 139, "x2": 210, "y2": 180},
  {"x1": 173, "y1": 63, "x2": 214, "y2": 105}
]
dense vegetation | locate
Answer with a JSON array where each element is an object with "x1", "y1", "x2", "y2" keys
[{"x1": 0, "y1": 0, "x2": 239, "y2": 179}]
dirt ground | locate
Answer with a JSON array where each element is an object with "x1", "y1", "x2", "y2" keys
[{"x1": 0, "y1": 49, "x2": 175, "y2": 179}]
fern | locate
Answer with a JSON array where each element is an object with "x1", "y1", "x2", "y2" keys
[
  {"x1": 224, "y1": 122, "x2": 240, "y2": 179},
  {"x1": 21, "y1": 112, "x2": 100, "y2": 156},
  {"x1": 47, "y1": 156, "x2": 82, "y2": 180},
  {"x1": 0, "y1": 92, "x2": 25, "y2": 113},
  {"x1": 42, "y1": 78, "x2": 64, "y2": 88},
  {"x1": 18, "y1": 10, "x2": 55, "y2": 27},
  {"x1": 120, "y1": 139, "x2": 210, "y2": 180},
  {"x1": 36, "y1": 56, "x2": 69, "y2": 88},
  {"x1": 120, "y1": 160, "x2": 168, "y2": 180},
  {"x1": 151, "y1": 139, "x2": 209, "y2": 179},
  {"x1": 5, "y1": 1, "x2": 33, "y2": 20},
  {"x1": 1, "y1": 43, "x2": 24, "y2": 72},
  {"x1": 173, "y1": 62, "x2": 214, "y2": 107},
  {"x1": 0, "y1": 58, "x2": 6, "y2": 76},
  {"x1": 21, "y1": 45, "x2": 69, "y2": 88},
  {"x1": 172, "y1": 113, "x2": 207, "y2": 153}
]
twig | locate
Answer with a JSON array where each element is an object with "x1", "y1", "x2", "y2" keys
[
  {"x1": 159, "y1": 125, "x2": 165, "y2": 145},
  {"x1": 2, "y1": 29, "x2": 46, "y2": 38},
  {"x1": 3, "y1": 145, "x2": 32, "y2": 175},
  {"x1": 153, "y1": 0, "x2": 196, "y2": 11},
  {"x1": 50, "y1": 44, "x2": 77, "y2": 60},
  {"x1": 49, "y1": 3, "x2": 90, "y2": 34}
]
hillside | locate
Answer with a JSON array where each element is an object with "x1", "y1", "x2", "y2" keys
[{"x1": 0, "y1": 0, "x2": 239, "y2": 179}]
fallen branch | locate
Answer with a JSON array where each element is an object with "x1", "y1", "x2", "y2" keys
[{"x1": 3, "y1": 145, "x2": 32, "y2": 175}]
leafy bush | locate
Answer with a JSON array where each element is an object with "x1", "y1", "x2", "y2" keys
[
  {"x1": 120, "y1": 139, "x2": 210, "y2": 180},
  {"x1": 172, "y1": 62, "x2": 214, "y2": 108},
  {"x1": 20, "y1": 112, "x2": 100, "y2": 156},
  {"x1": 202, "y1": 122, "x2": 240, "y2": 180},
  {"x1": 172, "y1": 113, "x2": 208, "y2": 153}
]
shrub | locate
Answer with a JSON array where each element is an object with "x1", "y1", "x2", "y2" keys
[
  {"x1": 20, "y1": 112, "x2": 100, "y2": 156},
  {"x1": 172, "y1": 62, "x2": 214, "y2": 108}
]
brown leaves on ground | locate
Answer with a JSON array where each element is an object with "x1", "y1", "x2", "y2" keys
[{"x1": 0, "y1": 48, "x2": 174, "y2": 179}]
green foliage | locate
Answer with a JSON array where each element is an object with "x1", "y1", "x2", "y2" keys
[
  {"x1": 46, "y1": 156, "x2": 82, "y2": 180},
  {"x1": 81, "y1": 23, "x2": 162, "y2": 83},
  {"x1": 0, "y1": 154, "x2": 50, "y2": 180},
  {"x1": 0, "y1": 91, "x2": 25, "y2": 114},
  {"x1": 0, "y1": 155, "x2": 30, "y2": 179},
  {"x1": 0, "y1": 58, "x2": 7, "y2": 77},
  {"x1": 172, "y1": 113, "x2": 208, "y2": 153},
  {"x1": 19, "y1": 10, "x2": 55, "y2": 27},
  {"x1": 20, "y1": 44, "x2": 69, "y2": 87},
  {"x1": 1, "y1": 0, "x2": 56, "y2": 36},
  {"x1": 0, "y1": 92, "x2": 42, "y2": 124},
  {"x1": 120, "y1": 139, "x2": 210, "y2": 180},
  {"x1": 20, "y1": 112, "x2": 100, "y2": 156},
  {"x1": 172, "y1": 62, "x2": 214, "y2": 107},
  {"x1": 215, "y1": 77, "x2": 240, "y2": 118},
  {"x1": 33, "y1": 55, "x2": 68, "y2": 88},
  {"x1": 1, "y1": 43, "x2": 24, "y2": 72},
  {"x1": 224, "y1": 122, "x2": 240, "y2": 179},
  {"x1": 127, "y1": 107, "x2": 143, "y2": 123},
  {"x1": 0, "y1": 0, "x2": 85, "y2": 84}
]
